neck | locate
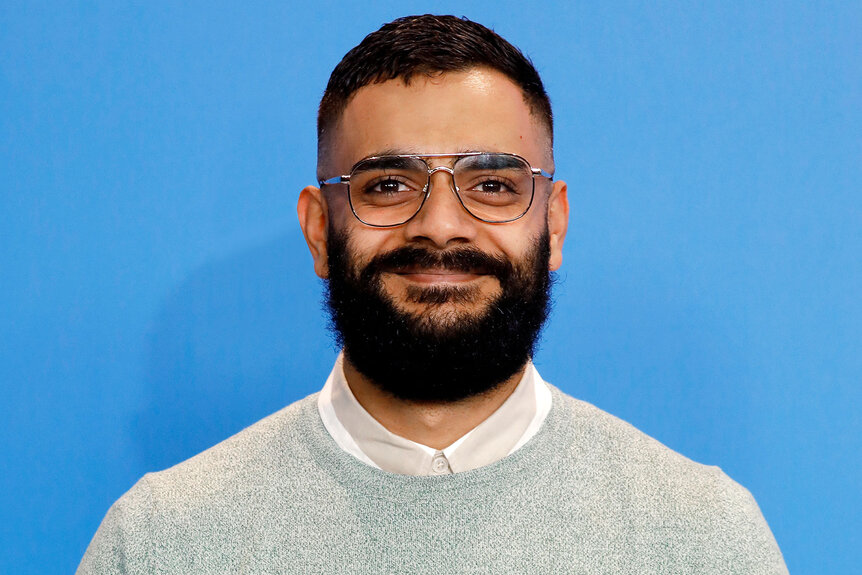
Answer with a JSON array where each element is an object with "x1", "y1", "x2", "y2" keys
[{"x1": 342, "y1": 357, "x2": 527, "y2": 450}]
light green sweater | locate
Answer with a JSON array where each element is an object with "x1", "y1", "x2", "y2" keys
[{"x1": 78, "y1": 387, "x2": 787, "y2": 574}]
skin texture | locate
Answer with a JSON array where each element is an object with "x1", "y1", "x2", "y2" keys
[{"x1": 298, "y1": 68, "x2": 569, "y2": 448}]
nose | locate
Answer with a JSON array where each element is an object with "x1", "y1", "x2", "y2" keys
[{"x1": 402, "y1": 168, "x2": 478, "y2": 248}]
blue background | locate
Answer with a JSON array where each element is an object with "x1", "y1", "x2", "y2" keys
[{"x1": 2, "y1": 1, "x2": 859, "y2": 573}]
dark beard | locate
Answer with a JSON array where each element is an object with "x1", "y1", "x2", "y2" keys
[{"x1": 324, "y1": 228, "x2": 552, "y2": 403}]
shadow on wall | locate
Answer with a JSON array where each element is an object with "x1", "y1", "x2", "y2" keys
[{"x1": 132, "y1": 232, "x2": 334, "y2": 473}]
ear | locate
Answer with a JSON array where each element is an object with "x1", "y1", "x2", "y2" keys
[
  {"x1": 297, "y1": 185, "x2": 330, "y2": 279},
  {"x1": 547, "y1": 180, "x2": 569, "y2": 272}
]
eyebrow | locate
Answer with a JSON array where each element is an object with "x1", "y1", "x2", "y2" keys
[
  {"x1": 354, "y1": 148, "x2": 516, "y2": 169},
  {"x1": 458, "y1": 154, "x2": 525, "y2": 170},
  {"x1": 353, "y1": 151, "x2": 526, "y2": 174},
  {"x1": 363, "y1": 147, "x2": 486, "y2": 157},
  {"x1": 352, "y1": 156, "x2": 419, "y2": 173}
]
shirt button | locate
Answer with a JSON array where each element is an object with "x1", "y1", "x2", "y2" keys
[{"x1": 431, "y1": 453, "x2": 451, "y2": 474}]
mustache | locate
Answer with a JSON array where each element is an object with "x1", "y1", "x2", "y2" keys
[{"x1": 359, "y1": 246, "x2": 515, "y2": 282}]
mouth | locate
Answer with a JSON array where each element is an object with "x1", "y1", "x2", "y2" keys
[{"x1": 387, "y1": 265, "x2": 490, "y2": 285}]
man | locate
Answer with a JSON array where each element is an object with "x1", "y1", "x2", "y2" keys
[{"x1": 79, "y1": 15, "x2": 787, "y2": 574}]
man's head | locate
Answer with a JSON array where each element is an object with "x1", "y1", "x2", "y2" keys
[{"x1": 298, "y1": 15, "x2": 568, "y2": 402}]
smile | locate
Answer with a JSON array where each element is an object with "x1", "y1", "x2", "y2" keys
[{"x1": 387, "y1": 266, "x2": 489, "y2": 285}]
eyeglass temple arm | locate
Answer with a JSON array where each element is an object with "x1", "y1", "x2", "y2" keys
[
  {"x1": 533, "y1": 167, "x2": 554, "y2": 180},
  {"x1": 318, "y1": 175, "x2": 349, "y2": 186}
]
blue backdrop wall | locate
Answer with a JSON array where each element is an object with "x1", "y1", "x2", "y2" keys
[{"x1": 2, "y1": 2, "x2": 859, "y2": 573}]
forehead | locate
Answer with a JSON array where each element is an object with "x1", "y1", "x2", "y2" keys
[{"x1": 327, "y1": 68, "x2": 550, "y2": 172}]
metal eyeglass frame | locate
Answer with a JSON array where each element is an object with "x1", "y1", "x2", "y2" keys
[{"x1": 317, "y1": 152, "x2": 554, "y2": 228}]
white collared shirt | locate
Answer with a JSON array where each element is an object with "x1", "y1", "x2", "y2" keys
[{"x1": 317, "y1": 353, "x2": 552, "y2": 475}]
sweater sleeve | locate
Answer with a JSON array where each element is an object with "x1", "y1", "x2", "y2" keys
[{"x1": 76, "y1": 476, "x2": 155, "y2": 575}]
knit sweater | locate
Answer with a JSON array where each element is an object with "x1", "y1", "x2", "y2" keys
[{"x1": 77, "y1": 386, "x2": 788, "y2": 574}]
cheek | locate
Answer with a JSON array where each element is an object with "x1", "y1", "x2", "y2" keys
[
  {"x1": 487, "y1": 218, "x2": 547, "y2": 260},
  {"x1": 323, "y1": 189, "x2": 352, "y2": 224},
  {"x1": 329, "y1": 222, "x2": 401, "y2": 271}
]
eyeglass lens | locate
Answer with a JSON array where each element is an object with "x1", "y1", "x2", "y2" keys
[{"x1": 348, "y1": 154, "x2": 534, "y2": 227}]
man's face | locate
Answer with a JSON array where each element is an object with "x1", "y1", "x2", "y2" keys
[{"x1": 299, "y1": 67, "x2": 568, "y2": 400}]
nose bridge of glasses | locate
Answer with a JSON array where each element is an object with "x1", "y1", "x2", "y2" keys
[
  {"x1": 425, "y1": 164, "x2": 458, "y2": 195},
  {"x1": 427, "y1": 165, "x2": 455, "y2": 177}
]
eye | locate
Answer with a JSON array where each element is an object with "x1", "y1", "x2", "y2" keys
[
  {"x1": 477, "y1": 180, "x2": 506, "y2": 194},
  {"x1": 470, "y1": 178, "x2": 518, "y2": 196},
  {"x1": 366, "y1": 177, "x2": 413, "y2": 195}
]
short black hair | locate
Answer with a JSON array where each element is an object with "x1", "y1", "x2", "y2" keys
[{"x1": 317, "y1": 15, "x2": 553, "y2": 163}]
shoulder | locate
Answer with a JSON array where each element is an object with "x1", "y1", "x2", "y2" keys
[
  {"x1": 549, "y1": 385, "x2": 729, "y2": 483},
  {"x1": 547, "y1": 385, "x2": 751, "y2": 504},
  {"x1": 143, "y1": 393, "x2": 322, "y2": 502},
  {"x1": 78, "y1": 394, "x2": 326, "y2": 574},
  {"x1": 114, "y1": 392, "x2": 323, "y2": 524},
  {"x1": 544, "y1": 386, "x2": 787, "y2": 572}
]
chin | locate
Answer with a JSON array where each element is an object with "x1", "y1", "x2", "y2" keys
[{"x1": 396, "y1": 303, "x2": 498, "y2": 339}]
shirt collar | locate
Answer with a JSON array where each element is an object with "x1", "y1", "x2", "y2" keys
[{"x1": 317, "y1": 352, "x2": 552, "y2": 475}]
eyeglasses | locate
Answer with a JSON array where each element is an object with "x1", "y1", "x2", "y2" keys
[{"x1": 318, "y1": 152, "x2": 554, "y2": 228}]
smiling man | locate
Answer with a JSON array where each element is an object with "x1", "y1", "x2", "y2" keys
[
  {"x1": 299, "y1": 62, "x2": 566, "y2": 462},
  {"x1": 78, "y1": 15, "x2": 787, "y2": 574}
]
